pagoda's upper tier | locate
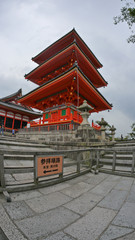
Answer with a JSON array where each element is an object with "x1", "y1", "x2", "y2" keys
[
  {"x1": 25, "y1": 43, "x2": 107, "y2": 88},
  {"x1": 32, "y1": 29, "x2": 102, "y2": 69}
]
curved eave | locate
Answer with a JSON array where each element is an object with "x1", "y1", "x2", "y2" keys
[
  {"x1": 0, "y1": 89, "x2": 22, "y2": 102},
  {"x1": 19, "y1": 67, "x2": 112, "y2": 112},
  {"x1": 25, "y1": 43, "x2": 107, "y2": 88},
  {"x1": 0, "y1": 101, "x2": 42, "y2": 119},
  {"x1": 77, "y1": 69, "x2": 112, "y2": 112},
  {"x1": 32, "y1": 28, "x2": 102, "y2": 69}
]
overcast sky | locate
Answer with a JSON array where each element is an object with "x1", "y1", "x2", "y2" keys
[{"x1": 0, "y1": 0, "x2": 135, "y2": 137}]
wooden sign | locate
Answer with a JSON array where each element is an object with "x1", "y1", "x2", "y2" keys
[{"x1": 36, "y1": 155, "x2": 63, "y2": 178}]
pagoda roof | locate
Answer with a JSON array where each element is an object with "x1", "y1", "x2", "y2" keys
[
  {"x1": 32, "y1": 29, "x2": 102, "y2": 69},
  {"x1": 25, "y1": 42, "x2": 107, "y2": 88},
  {"x1": 0, "y1": 89, "x2": 42, "y2": 120},
  {"x1": 0, "y1": 88, "x2": 22, "y2": 102},
  {"x1": 19, "y1": 66, "x2": 112, "y2": 113},
  {"x1": 0, "y1": 101, "x2": 42, "y2": 119}
]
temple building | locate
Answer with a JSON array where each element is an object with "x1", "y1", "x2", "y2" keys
[
  {"x1": 18, "y1": 29, "x2": 112, "y2": 131},
  {"x1": 0, "y1": 89, "x2": 42, "y2": 132}
]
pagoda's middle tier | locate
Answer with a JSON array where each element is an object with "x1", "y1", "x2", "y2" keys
[
  {"x1": 25, "y1": 43, "x2": 107, "y2": 88},
  {"x1": 20, "y1": 66, "x2": 112, "y2": 113}
]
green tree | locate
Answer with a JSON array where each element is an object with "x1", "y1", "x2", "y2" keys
[
  {"x1": 129, "y1": 123, "x2": 135, "y2": 138},
  {"x1": 114, "y1": 0, "x2": 135, "y2": 43}
]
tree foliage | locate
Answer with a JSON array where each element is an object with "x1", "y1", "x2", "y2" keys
[
  {"x1": 114, "y1": 0, "x2": 135, "y2": 43},
  {"x1": 129, "y1": 123, "x2": 135, "y2": 138}
]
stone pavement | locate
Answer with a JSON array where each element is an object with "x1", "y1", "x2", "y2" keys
[{"x1": 0, "y1": 172, "x2": 135, "y2": 240}]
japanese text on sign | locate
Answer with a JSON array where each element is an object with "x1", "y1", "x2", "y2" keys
[{"x1": 37, "y1": 156, "x2": 63, "y2": 177}]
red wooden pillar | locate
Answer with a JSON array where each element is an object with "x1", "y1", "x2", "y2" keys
[
  {"x1": 69, "y1": 120, "x2": 73, "y2": 130},
  {"x1": 4, "y1": 112, "x2": 7, "y2": 128},
  {"x1": 20, "y1": 115, "x2": 23, "y2": 129},
  {"x1": 12, "y1": 113, "x2": 15, "y2": 129},
  {"x1": 58, "y1": 109, "x2": 61, "y2": 121}
]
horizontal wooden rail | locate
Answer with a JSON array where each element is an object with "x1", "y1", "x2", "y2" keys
[{"x1": 0, "y1": 147, "x2": 135, "y2": 194}]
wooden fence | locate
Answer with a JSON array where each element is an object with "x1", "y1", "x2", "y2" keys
[{"x1": 0, "y1": 147, "x2": 135, "y2": 195}]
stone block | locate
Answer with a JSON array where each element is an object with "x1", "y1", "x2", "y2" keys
[
  {"x1": 39, "y1": 182, "x2": 71, "y2": 195},
  {"x1": 85, "y1": 173, "x2": 108, "y2": 185},
  {"x1": 3, "y1": 201, "x2": 34, "y2": 220},
  {"x1": 0, "y1": 227, "x2": 8, "y2": 240},
  {"x1": 0, "y1": 205, "x2": 27, "y2": 240},
  {"x1": 98, "y1": 189, "x2": 128, "y2": 210},
  {"x1": 61, "y1": 182, "x2": 92, "y2": 198},
  {"x1": 10, "y1": 189, "x2": 42, "y2": 201},
  {"x1": 64, "y1": 206, "x2": 116, "y2": 240},
  {"x1": 113, "y1": 201, "x2": 135, "y2": 228},
  {"x1": 114, "y1": 178, "x2": 133, "y2": 191},
  {"x1": 90, "y1": 179, "x2": 117, "y2": 196},
  {"x1": 64, "y1": 192, "x2": 103, "y2": 215},
  {"x1": 127, "y1": 183, "x2": 135, "y2": 203},
  {"x1": 42, "y1": 231, "x2": 75, "y2": 240},
  {"x1": 15, "y1": 206, "x2": 79, "y2": 240},
  {"x1": 99, "y1": 225, "x2": 134, "y2": 240},
  {"x1": 25, "y1": 191, "x2": 72, "y2": 213},
  {"x1": 116, "y1": 231, "x2": 135, "y2": 240}
]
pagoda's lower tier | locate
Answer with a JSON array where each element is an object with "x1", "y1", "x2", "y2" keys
[{"x1": 30, "y1": 104, "x2": 82, "y2": 129}]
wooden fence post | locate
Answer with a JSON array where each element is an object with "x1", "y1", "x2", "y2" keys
[
  {"x1": 131, "y1": 151, "x2": 135, "y2": 174},
  {"x1": 0, "y1": 154, "x2": 5, "y2": 188},
  {"x1": 96, "y1": 150, "x2": 100, "y2": 174},
  {"x1": 34, "y1": 154, "x2": 38, "y2": 185},
  {"x1": 112, "y1": 151, "x2": 116, "y2": 171},
  {"x1": 77, "y1": 152, "x2": 81, "y2": 173}
]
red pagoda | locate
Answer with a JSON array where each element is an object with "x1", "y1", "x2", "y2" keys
[{"x1": 18, "y1": 29, "x2": 112, "y2": 130}]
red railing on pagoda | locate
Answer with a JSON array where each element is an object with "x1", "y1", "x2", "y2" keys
[{"x1": 92, "y1": 121, "x2": 101, "y2": 130}]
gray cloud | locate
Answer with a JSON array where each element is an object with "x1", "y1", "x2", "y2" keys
[{"x1": 0, "y1": 0, "x2": 135, "y2": 137}]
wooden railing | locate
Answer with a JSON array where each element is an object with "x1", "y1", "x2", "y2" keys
[
  {"x1": 99, "y1": 147, "x2": 135, "y2": 176},
  {"x1": 0, "y1": 147, "x2": 135, "y2": 195},
  {"x1": 20, "y1": 122, "x2": 80, "y2": 133},
  {"x1": 0, "y1": 148, "x2": 95, "y2": 194}
]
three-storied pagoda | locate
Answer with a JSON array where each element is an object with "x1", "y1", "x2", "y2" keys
[{"x1": 18, "y1": 29, "x2": 112, "y2": 130}]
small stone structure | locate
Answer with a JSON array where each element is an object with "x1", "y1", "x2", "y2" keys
[
  {"x1": 110, "y1": 125, "x2": 116, "y2": 142},
  {"x1": 77, "y1": 100, "x2": 93, "y2": 142},
  {"x1": 97, "y1": 118, "x2": 108, "y2": 142},
  {"x1": 17, "y1": 100, "x2": 116, "y2": 149}
]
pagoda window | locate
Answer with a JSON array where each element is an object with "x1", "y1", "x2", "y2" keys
[
  {"x1": 5, "y1": 117, "x2": 13, "y2": 128},
  {"x1": 0, "y1": 109, "x2": 6, "y2": 116},
  {"x1": 71, "y1": 109, "x2": 74, "y2": 115},
  {"x1": 61, "y1": 109, "x2": 66, "y2": 116},
  {"x1": 45, "y1": 113, "x2": 49, "y2": 119},
  {"x1": 7, "y1": 112, "x2": 14, "y2": 118},
  {"x1": 15, "y1": 114, "x2": 21, "y2": 120},
  {"x1": 23, "y1": 116, "x2": 29, "y2": 122},
  {"x1": 14, "y1": 119, "x2": 21, "y2": 129}
]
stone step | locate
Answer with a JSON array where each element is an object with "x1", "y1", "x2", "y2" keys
[
  {"x1": 100, "y1": 159, "x2": 132, "y2": 167},
  {"x1": 115, "y1": 141, "x2": 135, "y2": 147},
  {"x1": 0, "y1": 135, "x2": 40, "y2": 144},
  {"x1": 4, "y1": 154, "x2": 34, "y2": 160},
  {"x1": 4, "y1": 160, "x2": 33, "y2": 168},
  {"x1": 101, "y1": 165, "x2": 133, "y2": 172},
  {"x1": 0, "y1": 139, "x2": 47, "y2": 148},
  {"x1": 101, "y1": 154, "x2": 132, "y2": 160}
]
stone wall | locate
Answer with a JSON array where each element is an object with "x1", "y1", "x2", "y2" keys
[{"x1": 17, "y1": 128, "x2": 114, "y2": 150}]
